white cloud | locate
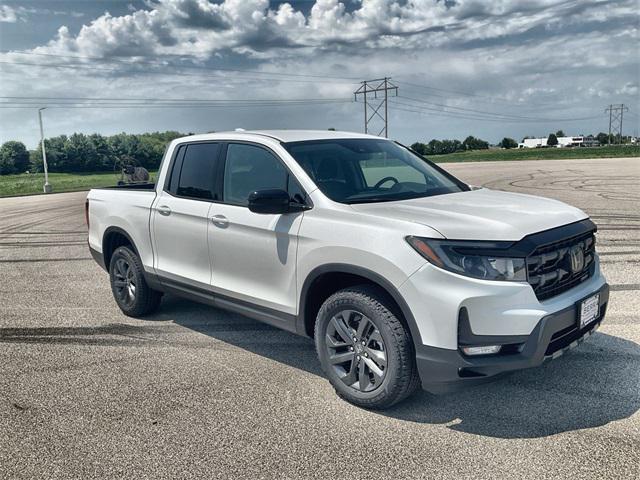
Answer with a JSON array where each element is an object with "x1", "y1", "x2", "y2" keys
[
  {"x1": 20, "y1": 0, "x2": 635, "y2": 77},
  {"x1": 0, "y1": 5, "x2": 18, "y2": 22},
  {"x1": 35, "y1": 0, "x2": 632, "y2": 58},
  {"x1": 617, "y1": 82, "x2": 639, "y2": 96},
  {"x1": 0, "y1": 4, "x2": 85, "y2": 22}
]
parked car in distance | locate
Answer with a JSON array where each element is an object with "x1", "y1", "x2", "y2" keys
[{"x1": 87, "y1": 130, "x2": 609, "y2": 409}]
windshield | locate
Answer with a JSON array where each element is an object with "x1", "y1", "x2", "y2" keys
[{"x1": 283, "y1": 138, "x2": 468, "y2": 204}]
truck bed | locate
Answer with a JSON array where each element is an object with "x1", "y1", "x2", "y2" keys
[{"x1": 87, "y1": 186, "x2": 157, "y2": 270}]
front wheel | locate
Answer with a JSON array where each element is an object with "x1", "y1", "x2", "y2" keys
[
  {"x1": 314, "y1": 285, "x2": 419, "y2": 409},
  {"x1": 109, "y1": 246, "x2": 162, "y2": 317}
]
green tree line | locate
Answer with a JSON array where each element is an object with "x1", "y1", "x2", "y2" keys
[
  {"x1": 410, "y1": 135, "x2": 489, "y2": 156},
  {"x1": 411, "y1": 130, "x2": 632, "y2": 157},
  {"x1": 1, "y1": 129, "x2": 636, "y2": 175},
  {"x1": 0, "y1": 131, "x2": 185, "y2": 175}
]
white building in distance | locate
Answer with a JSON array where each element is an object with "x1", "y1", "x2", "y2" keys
[{"x1": 518, "y1": 135, "x2": 600, "y2": 148}]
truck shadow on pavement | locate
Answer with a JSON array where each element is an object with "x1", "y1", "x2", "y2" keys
[
  {"x1": 157, "y1": 295, "x2": 640, "y2": 440},
  {"x1": 383, "y1": 331, "x2": 640, "y2": 438}
]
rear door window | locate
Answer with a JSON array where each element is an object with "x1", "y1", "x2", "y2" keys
[{"x1": 169, "y1": 143, "x2": 221, "y2": 200}]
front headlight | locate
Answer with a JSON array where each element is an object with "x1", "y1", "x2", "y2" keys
[{"x1": 406, "y1": 236, "x2": 527, "y2": 282}]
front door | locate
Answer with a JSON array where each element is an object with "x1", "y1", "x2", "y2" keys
[
  {"x1": 207, "y1": 142, "x2": 305, "y2": 316},
  {"x1": 152, "y1": 142, "x2": 221, "y2": 287}
]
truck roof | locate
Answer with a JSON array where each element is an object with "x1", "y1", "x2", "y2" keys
[{"x1": 173, "y1": 130, "x2": 382, "y2": 144}]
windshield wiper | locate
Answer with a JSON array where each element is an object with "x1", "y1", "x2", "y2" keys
[
  {"x1": 344, "y1": 188, "x2": 457, "y2": 204},
  {"x1": 346, "y1": 197, "x2": 401, "y2": 204},
  {"x1": 345, "y1": 193, "x2": 424, "y2": 204}
]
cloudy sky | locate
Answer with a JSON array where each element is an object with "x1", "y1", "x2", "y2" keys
[{"x1": 0, "y1": 0, "x2": 638, "y2": 148}]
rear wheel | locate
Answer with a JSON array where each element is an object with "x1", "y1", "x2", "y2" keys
[
  {"x1": 315, "y1": 285, "x2": 419, "y2": 409},
  {"x1": 109, "y1": 246, "x2": 162, "y2": 317}
]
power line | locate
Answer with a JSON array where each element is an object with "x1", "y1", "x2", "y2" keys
[
  {"x1": 0, "y1": 49, "x2": 360, "y2": 81},
  {"x1": 0, "y1": 100, "x2": 353, "y2": 109},
  {"x1": 0, "y1": 60, "x2": 357, "y2": 85},
  {"x1": 388, "y1": 101, "x2": 521, "y2": 123},
  {"x1": 0, "y1": 95, "x2": 353, "y2": 110},
  {"x1": 0, "y1": 95, "x2": 349, "y2": 104},
  {"x1": 394, "y1": 79, "x2": 574, "y2": 109},
  {"x1": 394, "y1": 79, "x2": 518, "y2": 105},
  {"x1": 398, "y1": 95, "x2": 537, "y2": 121},
  {"x1": 389, "y1": 99, "x2": 602, "y2": 124},
  {"x1": 1, "y1": 52, "x2": 606, "y2": 120},
  {"x1": 388, "y1": 105, "x2": 514, "y2": 124},
  {"x1": 396, "y1": 95, "x2": 601, "y2": 122},
  {"x1": 389, "y1": 101, "x2": 506, "y2": 122}
]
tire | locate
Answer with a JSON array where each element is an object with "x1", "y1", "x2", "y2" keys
[
  {"x1": 314, "y1": 285, "x2": 420, "y2": 409},
  {"x1": 109, "y1": 246, "x2": 162, "y2": 317}
]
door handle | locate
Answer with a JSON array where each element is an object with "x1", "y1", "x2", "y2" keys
[
  {"x1": 211, "y1": 214, "x2": 229, "y2": 227},
  {"x1": 157, "y1": 205, "x2": 172, "y2": 216}
]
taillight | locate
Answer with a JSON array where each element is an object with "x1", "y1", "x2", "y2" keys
[{"x1": 85, "y1": 199, "x2": 90, "y2": 229}]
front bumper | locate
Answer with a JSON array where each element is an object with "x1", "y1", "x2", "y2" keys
[{"x1": 416, "y1": 283, "x2": 609, "y2": 393}]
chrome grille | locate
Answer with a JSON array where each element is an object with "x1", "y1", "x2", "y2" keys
[{"x1": 527, "y1": 231, "x2": 596, "y2": 301}]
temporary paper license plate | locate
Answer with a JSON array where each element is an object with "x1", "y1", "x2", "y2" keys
[{"x1": 579, "y1": 293, "x2": 600, "y2": 329}]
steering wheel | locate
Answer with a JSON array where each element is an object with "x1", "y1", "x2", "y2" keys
[{"x1": 373, "y1": 176, "x2": 400, "y2": 189}]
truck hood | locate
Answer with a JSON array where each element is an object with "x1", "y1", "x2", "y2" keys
[{"x1": 349, "y1": 188, "x2": 588, "y2": 241}]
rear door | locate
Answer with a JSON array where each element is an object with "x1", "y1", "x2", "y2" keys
[
  {"x1": 152, "y1": 142, "x2": 221, "y2": 287},
  {"x1": 207, "y1": 142, "x2": 306, "y2": 316}
]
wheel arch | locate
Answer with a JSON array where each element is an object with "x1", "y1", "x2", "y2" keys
[
  {"x1": 102, "y1": 226, "x2": 140, "y2": 270},
  {"x1": 298, "y1": 264, "x2": 423, "y2": 348}
]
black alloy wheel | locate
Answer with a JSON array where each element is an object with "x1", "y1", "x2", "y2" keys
[
  {"x1": 109, "y1": 246, "x2": 162, "y2": 317},
  {"x1": 112, "y1": 256, "x2": 137, "y2": 307},
  {"x1": 315, "y1": 285, "x2": 420, "y2": 409},
  {"x1": 325, "y1": 309, "x2": 387, "y2": 392}
]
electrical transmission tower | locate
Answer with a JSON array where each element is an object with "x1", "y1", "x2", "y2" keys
[
  {"x1": 605, "y1": 104, "x2": 629, "y2": 144},
  {"x1": 354, "y1": 77, "x2": 398, "y2": 137}
]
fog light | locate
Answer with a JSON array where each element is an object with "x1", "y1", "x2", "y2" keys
[{"x1": 462, "y1": 345, "x2": 502, "y2": 356}]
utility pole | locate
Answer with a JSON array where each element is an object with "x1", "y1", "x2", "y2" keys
[
  {"x1": 354, "y1": 77, "x2": 398, "y2": 137},
  {"x1": 38, "y1": 108, "x2": 52, "y2": 193},
  {"x1": 605, "y1": 104, "x2": 629, "y2": 145}
]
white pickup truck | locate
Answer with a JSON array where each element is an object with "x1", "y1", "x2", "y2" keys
[{"x1": 87, "y1": 130, "x2": 609, "y2": 408}]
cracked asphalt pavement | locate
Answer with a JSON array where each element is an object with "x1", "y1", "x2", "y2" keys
[{"x1": 0, "y1": 157, "x2": 638, "y2": 479}]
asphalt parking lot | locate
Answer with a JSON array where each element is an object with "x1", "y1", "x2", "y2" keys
[{"x1": 0, "y1": 157, "x2": 638, "y2": 479}]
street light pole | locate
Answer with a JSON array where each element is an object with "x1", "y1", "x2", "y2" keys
[{"x1": 38, "y1": 108, "x2": 52, "y2": 193}]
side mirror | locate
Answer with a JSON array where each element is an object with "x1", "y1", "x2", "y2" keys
[{"x1": 248, "y1": 189, "x2": 292, "y2": 214}]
